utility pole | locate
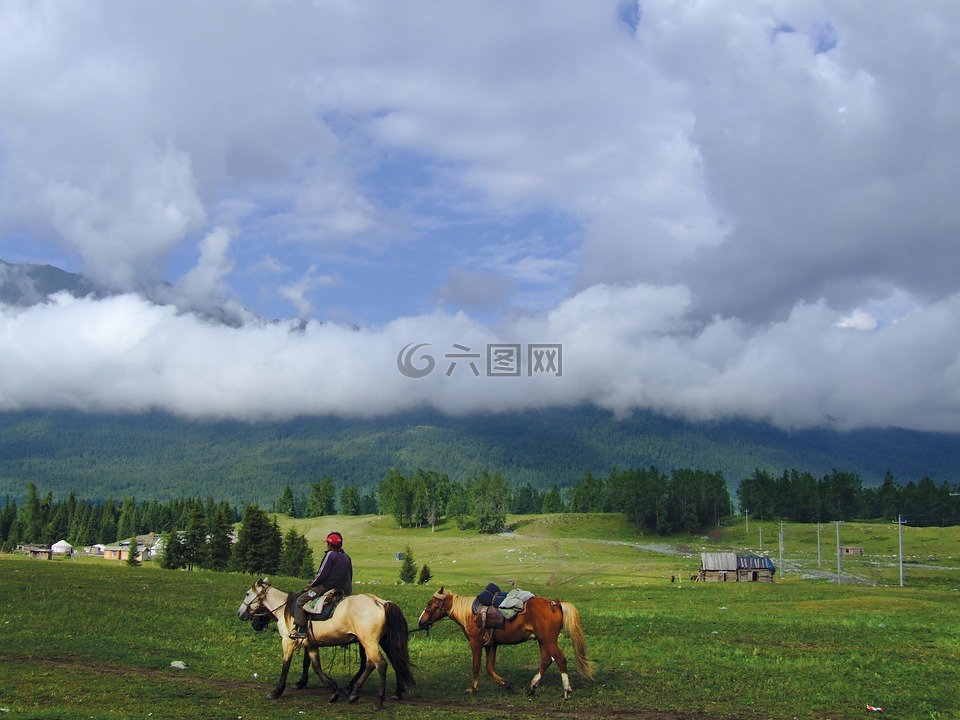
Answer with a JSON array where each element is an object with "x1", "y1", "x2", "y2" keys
[
  {"x1": 759, "y1": 526, "x2": 763, "y2": 552},
  {"x1": 745, "y1": 510, "x2": 749, "y2": 533},
  {"x1": 897, "y1": 515, "x2": 904, "y2": 588},
  {"x1": 817, "y1": 522, "x2": 822, "y2": 568},
  {"x1": 779, "y1": 520, "x2": 784, "y2": 575},
  {"x1": 836, "y1": 520, "x2": 842, "y2": 583}
]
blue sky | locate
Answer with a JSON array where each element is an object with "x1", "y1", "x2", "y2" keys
[{"x1": 3, "y1": 1, "x2": 960, "y2": 431}]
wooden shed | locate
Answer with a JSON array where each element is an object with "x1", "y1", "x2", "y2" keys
[
  {"x1": 737, "y1": 554, "x2": 776, "y2": 582},
  {"x1": 698, "y1": 552, "x2": 775, "y2": 582},
  {"x1": 840, "y1": 546, "x2": 864, "y2": 556},
  {"x1": 698, "y1": 552, "x2": 738, "y2": 582}
]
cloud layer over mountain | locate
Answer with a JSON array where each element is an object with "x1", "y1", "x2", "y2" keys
[{"x1": 2, "y1": 2, "x2": 960, "y2": 431}]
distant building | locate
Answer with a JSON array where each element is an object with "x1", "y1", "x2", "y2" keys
[
  {"x1": 840, "y1": 546, "x2": 864, "y2": 556},
  {"x1": 51, "y1": 540, "x2": 74, "y2": 556},
  {"x1": 698, "y1": 552, "x2": 776, "y2": 582}
]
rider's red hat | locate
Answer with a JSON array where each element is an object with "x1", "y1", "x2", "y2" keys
[{"x1": 326, "y1": 532, "x2": 343, "y2": 547}]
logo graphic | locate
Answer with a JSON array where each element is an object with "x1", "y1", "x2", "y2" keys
[
  {"x1": 396, "y1": 342, "x2": 436, "y2": 379},
  {"x1": 397, "y1": 341, "x2": 563, "y2": 379}
]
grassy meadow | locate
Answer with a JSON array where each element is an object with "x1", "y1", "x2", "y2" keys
[{"x1": 1, "y1": 514, "x2": 958, "y2": 720}]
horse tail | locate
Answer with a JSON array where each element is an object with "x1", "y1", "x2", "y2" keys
[
  {"x1": 560, "y1": 601, "x2": 595, "y2": 680},
  {"x1": 381, "y1": 601, "x2": 416, "y2": 687}
]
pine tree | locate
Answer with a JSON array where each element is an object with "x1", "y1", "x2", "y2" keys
[
  {"x1": 233, "y1": 505, "x2": 282, "y2": 574},
  {"x1": 182, "y1": 503, "x2": 207, "y2": 571},
  {"x1": 99, "y1": 499, "x2": 118, "y2": 544},
  {"x1": 338, "y1": 484, "x2": 361, "y2": 515},
  {"x1": 274, "y1": 486, "x2": 298, "y2": 517},
  {"x1": 399, "y1": 544, "x2": 417, "y2": 584},
  {"x1": 204, "y1": 502, "x2": 234, "y2": 571},
  {"x1": 471, "y1": 470, "x2": 509, "y2": 534},
  {"x1": 160, "y1": 531, "x2": 187, "y2": 570},
  {"x1": 417, "y1": 563, "x2": 432, "y2": 585},
  {"x1": 116, "y1": 497, "x2": 139, "y2": 541},
  {"x1": 307, "y1": 478, "x2": 337, "y2": 517},
  {"x1": 279, "y1": 528, "x2": 314, "y2": 579},
  {"x1": 126, "y1": 536, "x2": 141, "y2": 567},
  {"x1": 541, "y1": 485, "x2": 565, "y2": 513}
]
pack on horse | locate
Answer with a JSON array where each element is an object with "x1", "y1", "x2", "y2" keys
[
  {"x1": 417, "y1": 587, "x2": 594, "y2": 699},
  {"x1": 237, "y1": 578, "x2": 415, "y2": 709}
]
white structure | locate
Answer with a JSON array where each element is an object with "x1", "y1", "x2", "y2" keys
[{"x1": 51, "y1": 539, "x2": 74, "y2": 556}]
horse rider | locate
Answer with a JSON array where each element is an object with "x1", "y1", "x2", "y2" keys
[{"x1": 290, "y1": 531, "x2": 353, "y2": 639}]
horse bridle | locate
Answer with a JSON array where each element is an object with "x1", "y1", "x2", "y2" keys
[
  {"x1": 241, "y1": 581, "x2": 286, "y2": 618},
  {"x1": 423, "y1": 590, "x2": 450, "y2": 625}
]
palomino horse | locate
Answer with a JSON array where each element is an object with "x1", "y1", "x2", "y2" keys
[
  {"x1": 238, "y1": 578, "x2": 414, "y2": 709},
  {"x1": 417, "y1": 587, "x2": 594, "y2": 700}
]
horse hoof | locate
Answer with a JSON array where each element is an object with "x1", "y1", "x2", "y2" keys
[
  {"x1": 503, "y1": 683, "x2": 515, "y2": 693},
  {"x1": 328, "y1": 692, "x2": 339, "y2": 703},
  {"x1": 294, "y1": 681, "x2": 306, "y2": 690},
  {"x1": 267, "y1": 691, "x2": 281, "y2": 700},
  {"x1": 390, "y1": 693, "x2": 403, "y2": 701},
  {"x1": 527, "y1": 686, "x2": 536, "y2": 697},
  {"x1": 373, "y1": 700, "x2": 384, "y2": 711},
  {"x1": 348, "y1": 694, "x2": 360, "y2": 704}
]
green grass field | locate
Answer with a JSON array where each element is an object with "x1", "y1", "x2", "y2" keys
[{"x1": 1, "y1": 514, "x2": 958, "y2": 719}]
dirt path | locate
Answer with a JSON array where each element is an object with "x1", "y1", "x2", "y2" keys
[{"x1": 0, "y1": 652, "x2": 721, "y2": 720}]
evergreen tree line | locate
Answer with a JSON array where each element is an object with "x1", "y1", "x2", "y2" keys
[
  {"x1": 272, "y1": 477, "x2": 379, "y2": 518},
  {"x1": 269, "y1": 467, "x2": 732, "y2": 535},
  {"x1": 160, "y1": 503, "x2": 315, "y2": 579},
  {"x1": 366, "y1": 466, "x2": 730, "y2": 536},
  {"x1": 0, "y1": 486, "x2": 317, "y2": 580},
  {"x1": 737, "y1": 469, "x2": 960, "y2": 526},
  {"x1": 0, "y1": 482, "x2": 240, "y2": 551}
]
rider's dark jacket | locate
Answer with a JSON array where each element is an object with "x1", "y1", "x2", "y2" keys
[{"x1": 309, "y1": 547, "x2": 353, "y2": 595}]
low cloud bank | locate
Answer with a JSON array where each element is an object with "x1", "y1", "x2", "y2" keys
[{"x1": 3, "y1": 285, "x2": 959, "y2": 432}]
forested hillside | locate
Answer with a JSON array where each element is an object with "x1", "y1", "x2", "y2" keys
[{"x1": 2, "y1": 407, "x2": 960, "y2": 506}]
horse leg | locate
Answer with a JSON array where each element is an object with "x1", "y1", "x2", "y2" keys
[
  {"x1": 527, "y1": 639, "x2": 556, "y2": 698},
  {"x1": 268, "y1": 640, "x2": 297, "y2": 699},
  {"x1": 293, "y1": 652, "x2": 311, "y2": 689},
  {"x1": 533, "y1": 637, "x2": 573, "y2": 700},
  {"x1": 347, "y1": 644, "x2": 367, "y2": 693},
  {"x1": 349, "y1": 642, "x2": 386, "y2": 710},
  {"x1": 464, "y1": 637, "x2": 483, "y2": 693},
  {"x1": 305, "y1": 648, "x2": 342, "y2": 703},
  {"x1": 484, "y1": 644, "x2": 514, "y2": 692}
]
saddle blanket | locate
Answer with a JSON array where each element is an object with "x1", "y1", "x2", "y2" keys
[{"x1": 303, "y1": 589, "x2": 344, "y2": 621}]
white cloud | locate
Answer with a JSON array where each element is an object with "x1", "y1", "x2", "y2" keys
[
  {"x1": 3, "y1": 286, "x2": 960, "y2": 431},
  {"x1": 278, "y1": 266, "x2": 339, "y2": 318},
  {"x1": 834, "y1": 309, "x2": 877, "y2": 331},
  {"x1": 2, "y1": 1, "x2": 960, "y2": 431}
]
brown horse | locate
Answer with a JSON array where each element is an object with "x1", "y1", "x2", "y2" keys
[
  {"x1": 238, "y1": 578, "x2": 414, "y2": 709},
  {"x1": 417, "y1": 587, "x2": 594, "y2": 699}
]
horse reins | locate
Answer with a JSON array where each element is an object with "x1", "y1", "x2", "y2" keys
[{"x1": 242, "y1": 582, "x2": 286, "y2": 618}]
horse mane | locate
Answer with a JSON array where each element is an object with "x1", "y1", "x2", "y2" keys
[{"x1": 444, "y1": 591, "x2": 475, "y2": 627}]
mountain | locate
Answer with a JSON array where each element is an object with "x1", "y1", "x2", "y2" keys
[
  {"x1": 1, "y1": 407, "x2": 958, "y2": 507},
  {"x1": 0, "y1": 259, "x2": 101, "y2": 306},
  {"x1": 0, "y1": 258, "x2": 249, "y2": 325},
  {"x1": 3, "y1": 259, "x2": 960, "y2": 507}
]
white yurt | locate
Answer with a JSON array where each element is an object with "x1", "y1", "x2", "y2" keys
[{"x1": 51, "y1": 539, "x2": 74, "y2": 556}]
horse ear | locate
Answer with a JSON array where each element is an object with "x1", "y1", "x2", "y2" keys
[{"x1": 438, "y1": 586, "x2": 444, "y2": 593}]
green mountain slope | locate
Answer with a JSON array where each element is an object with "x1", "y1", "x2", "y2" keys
[{"x1": 1, "y1": 407, "x2": 959, "y2": 506}]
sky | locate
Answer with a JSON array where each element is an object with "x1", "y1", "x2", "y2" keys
[{"x1": 2, "y1": 1, "x2": 960, "y2": 431}]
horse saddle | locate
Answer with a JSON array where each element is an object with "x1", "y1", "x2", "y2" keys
[
  {"x1": 303, "y1": 589, "x2": 344, "y2": 621},
  {"x1": 472, "y1": 599, "x2": 506, "y2": 630}
]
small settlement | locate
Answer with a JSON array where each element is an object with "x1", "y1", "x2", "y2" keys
[
  {"x1": 697, "y1": 552, "x2": 776, "y2": 582},
  {"x1": 15, "y1": 533, "x2": 163, "y2": 563}
]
